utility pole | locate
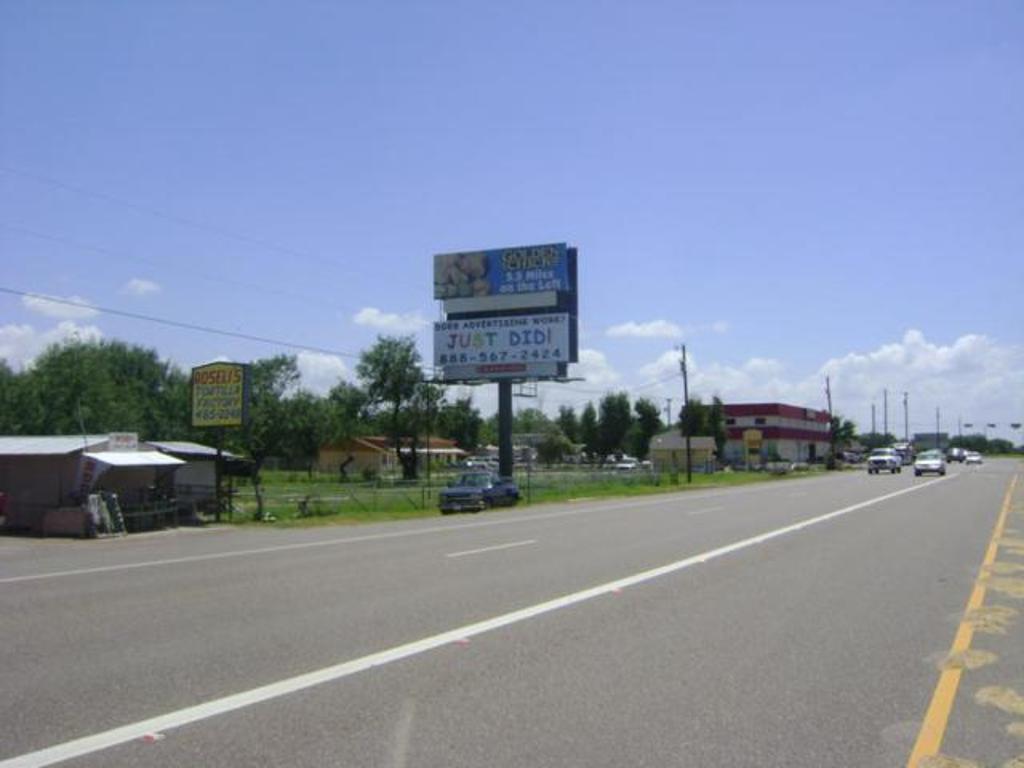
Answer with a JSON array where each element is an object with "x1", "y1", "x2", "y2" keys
[
  {"x1": 825, "y1": 376, "x2": 835, "y2": 468},
  {"x1": 680, "y1": 345, "x2": 692, "y2": 484},
  {"x1": 871, "y1": 403, "x2": 876, "y2": 437},
  {"x1": 935, "y1": 406, "x2": 941, "y2": 450},
  {"x1": 903, "y1": 392, "x2": 909, "y2": 442},
  {"x1": 883, "y1": 389, "x2": 889, "y2": 440}
]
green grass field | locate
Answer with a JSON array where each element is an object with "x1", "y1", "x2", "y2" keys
[{"x1": 224, "y1": 466, "x2": 819, "y2": 527}]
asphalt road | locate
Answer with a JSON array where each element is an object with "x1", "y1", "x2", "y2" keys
[{"x1": 1, "y1": 460, "x2": 1021, "y2": 767}]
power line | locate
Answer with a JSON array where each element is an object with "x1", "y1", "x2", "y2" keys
[
  {"x1": 0, "y1": 165, "x2": 335, "y2": 267},
  {"x1": 0, "y1": 286, "x2": 363, "y2": 360},
  {"x1": 0, "y1": 223, "x2": 353, "y2": 311}
]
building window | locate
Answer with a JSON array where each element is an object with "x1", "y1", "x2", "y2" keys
[
  {"x1": 726, "y1": 418, "x2": 735, "y2": 425},
  {"x1": 754, "y1": 417, "x2": 766, "y2": 425}
]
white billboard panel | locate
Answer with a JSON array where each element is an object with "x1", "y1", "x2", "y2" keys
[{"x1": 434, "y1": 313, "x2": 570, "y2": 380}]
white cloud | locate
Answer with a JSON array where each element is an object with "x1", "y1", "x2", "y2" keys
[
  {"x1": 295, "y1": 351, "x2": 350, "y2": 395},
  {"x1": 353, "y1": 307, "x2": 430, "y2": 333},
  {"x1": 573, "y1": 348, "x2": 621, "y2": 387},
  {"x1": 631, "y1": 329, "x2": 1024, "y2": 442},
  {"x1": 607, "y1": 319, "x2": 730, "y2": 341},
  {"x1": 121, "y1": 278, "x2": 161, "y2": 296},
  {"x1": 0, "y1": 321, "x2": 104, "y2": 369},
  {"x1": 22, "y1": 294, "x2": 99, "y2": 320},
  {"x1": 607, "y1": 320, "x2": 683, "y2": 339}
]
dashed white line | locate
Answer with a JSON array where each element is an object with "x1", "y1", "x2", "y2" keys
[
  {"x1": 446, "y1": 540, "x2": 538, "y2": 558},
  {"x1": 686, "y1": 506, "x2": 723, "y2": 516}
]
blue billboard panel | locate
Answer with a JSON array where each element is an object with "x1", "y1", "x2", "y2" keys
[{"x1": 434, "y1": 243, "x2": 570, "y2": 300}]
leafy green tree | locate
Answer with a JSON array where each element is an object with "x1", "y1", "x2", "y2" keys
[
  {"x1": 556, "y1": 405, "x2": 579, "y2": 443},
  {"x1": 356, "y1": 336, "x2": 425, "y2": 479},
  {"x1": 597, "y1": 392, "x2": 633, "y2": 458},
  {"x1": 860, "y1": 432, "x2": 896, "y2": 450},
  {"x1": 707, "y1": 396, "x2": 728, "y2": 459},
  {"x1": 513, "y1": 407, "x2": 552, "y2": 435},
  {"x1": 679, "y1": 397, "x2": 709, "y2": 438},
  {"x1": 16, "y1": 339, "x2": 190, "y2": 438},
  {"x1": 325, "y1": 381, "x2": 370, "y2": 443},
  {"x1": 437, "y1": 396, "x2": 483, "y2": 452},
  {"x1": 579, "y1": 402, "x2": 599, "y2": 458},
  {"x1": 629, "y1": 397, "x2": 663, "y2": 459},
  {"x1": 280, "y1": 391, "x2": 330, "y2": 477},
  {"x1": 536, "y1": 427, "x2": 572, "y2": 467}
]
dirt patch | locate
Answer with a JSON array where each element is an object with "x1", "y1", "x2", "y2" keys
[
  {"x1": 938, "y1": 649, "x2": 998, "y2": 671},
  {"x1": 976, "y1": 687, "x2": 1024, "y2": 716},
  {"x1": 984, "y1": 563, "x2": 1024, "y2": 576},
  {"x1": 984, "y1": 577, "x2": 1024, "y2": 599},
  {"x1": 1009, "y1": 722, "x2": 1024, "y2": 738},
  {"x1": 1002, "y1": 755, "x2": 1024, "y2": 768},
  {"x1": 964, "y1": 605, "x2": 1018, "y2": 634}
]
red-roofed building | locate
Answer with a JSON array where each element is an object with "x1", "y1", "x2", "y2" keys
[{"x1": 723, "y1": 403, "x2": 831, "y2": 464}]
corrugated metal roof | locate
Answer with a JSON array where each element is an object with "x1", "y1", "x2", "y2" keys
[
  {"x1": 84, "y1": 451, "x2": 185, "y2": 468},
  {"x1": 0, "y1": 435, "x2": 109, "y2": 456},
  {"x1": 146, "y1": 441, "x2": 235, "y2": 459}
]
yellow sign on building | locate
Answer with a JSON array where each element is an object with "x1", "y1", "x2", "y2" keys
[{"x1": 191, "y1": 362, "x2": 250, "y2": 428}]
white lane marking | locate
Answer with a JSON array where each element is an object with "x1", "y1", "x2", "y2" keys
[
  {"x1": 686, "y1": 506, "x2": 723, "y2": 516},
  {"x1": 0, "y1": 477, "x2": 949, "y2": 768},
  {"x1": 788, "y1": 492, "x2": 808, "y2": 498},
  {"x1": 446, "y1": 540, "x2": 537, "y2": 559},
  {"x1": 0, "y1": 470, "x2": 896, "y2": 585}
]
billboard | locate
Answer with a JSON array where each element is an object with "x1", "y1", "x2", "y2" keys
[
  {"x1": 191, "y1": 362, "x2": 251, "y2": 428},
  {"x1": 434, "y1": 313, "x2": 571, "y2": 381},
  {"x1": 434, "y1": 243, "x2": 570, "y2": 301}
]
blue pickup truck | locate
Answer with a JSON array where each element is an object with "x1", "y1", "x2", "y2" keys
[{"x1": 439, "y1": 472, "x2": 520, "y2": 514}]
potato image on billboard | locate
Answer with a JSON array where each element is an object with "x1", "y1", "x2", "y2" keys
[{"x1": 435, "y1": 252, "x2": 490, "y2": 299}]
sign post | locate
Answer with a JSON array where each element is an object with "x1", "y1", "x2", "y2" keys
[{"x1": 191, "y1": 362, "x2": 251, "y2": 521}]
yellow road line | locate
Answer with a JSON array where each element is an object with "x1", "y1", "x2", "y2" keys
[{"x1": 906, "y1": 473, "x2": 1019, "y2": 767}]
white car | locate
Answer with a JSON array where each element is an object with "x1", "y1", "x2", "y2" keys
[
  {"x1": 867, "y1": 448, "x2": 902, "y2": 474},
  {"x1": 913, "y1": 449, "x2": 947, "y2": 476},
  {"x1": 965, "y1": 451, "x2": 983, "y2": 465}
]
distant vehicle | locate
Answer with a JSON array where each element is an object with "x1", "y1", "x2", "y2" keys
[
  {"x1": 965, "y1": 451, "x2": 983, "y2": 465},
  {"x1": 913, "y1": 449, "x2": 947, "y2": 476},
  {"x1": 611, "y1": 459, "x2": 639, "y2": 471},
  {"x1": 867, "y1": 448, "x2": 902, "y2": 474},
  {"x1": 439, "y1": 472, "x2": 519, "y2": 514},
  {"x1": 892, "y1": 442, "x2": 915, "y2": 465},
  {"x1": 947, "y1": 447, "x2": 967, "y2": 463}
]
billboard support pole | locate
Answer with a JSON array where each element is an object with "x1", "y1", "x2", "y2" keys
[{"x1": 498, "y1": 381, "x2": 514, "y2": 478}]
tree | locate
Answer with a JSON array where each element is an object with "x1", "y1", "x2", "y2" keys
[
  {"x1": 280, "y1": 391, "x2": 330, "y2": 477},
  {"x1": 325, "y1": 381, "x2": 370, "y2": 443},
  {"x1": 513, "y1": 407, "x2": 552, "y2": 435},
  {"x1": 629, "y1": 397, "x2": 663, "y2": 459},
  {"x1": 16, "y1": 338, "x2": 190, "y2": 438},
  {"x1": 579, "y1": 402, "x2": 599, "y2": 459},
  {"x1": 536, "y1": 427, "x2": 573, "y2": 467},
  {"x1": 556, "y1": 405, "x2": 579, "y2": 443},
  {"x1": 597, "y1": 392, "x2": 633, "y2": 458},
  {"x1": 437, "y1": 396, "x2": 483, "y2": 452},
  {"x1": 679, "y1": 397, "x2": 709, "y2": 438},
  {"x1": 239, "y1": 355, "x2": 301, "y2": 519},
  {"x1": 356, "y1": 336, "x2": 425, "y2": 480},
  {"x1": 707, "y1": 396, "x2": 728, "y2": 460}
]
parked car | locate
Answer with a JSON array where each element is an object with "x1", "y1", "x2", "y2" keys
[
  {"x1": 913, "y1": 449, "x2": 947, "y2": 476},
  {"x1": 965, "y1": 451, "x2": 983, "y2": 465},
  {"x1": 439, "y1": 472, "x2": 519, "y2": 514},
  {"x1": 867, "y1": 448, "x2": 902, "y2": 474}
]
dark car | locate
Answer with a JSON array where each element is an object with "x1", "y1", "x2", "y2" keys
[{"x1": 439, "y1": 472, "x2": 520, "y2": 514}]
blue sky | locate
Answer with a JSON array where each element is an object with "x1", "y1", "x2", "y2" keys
[{"x1": 1, "y1": 1, "x2": 1022, "y2": 441}]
